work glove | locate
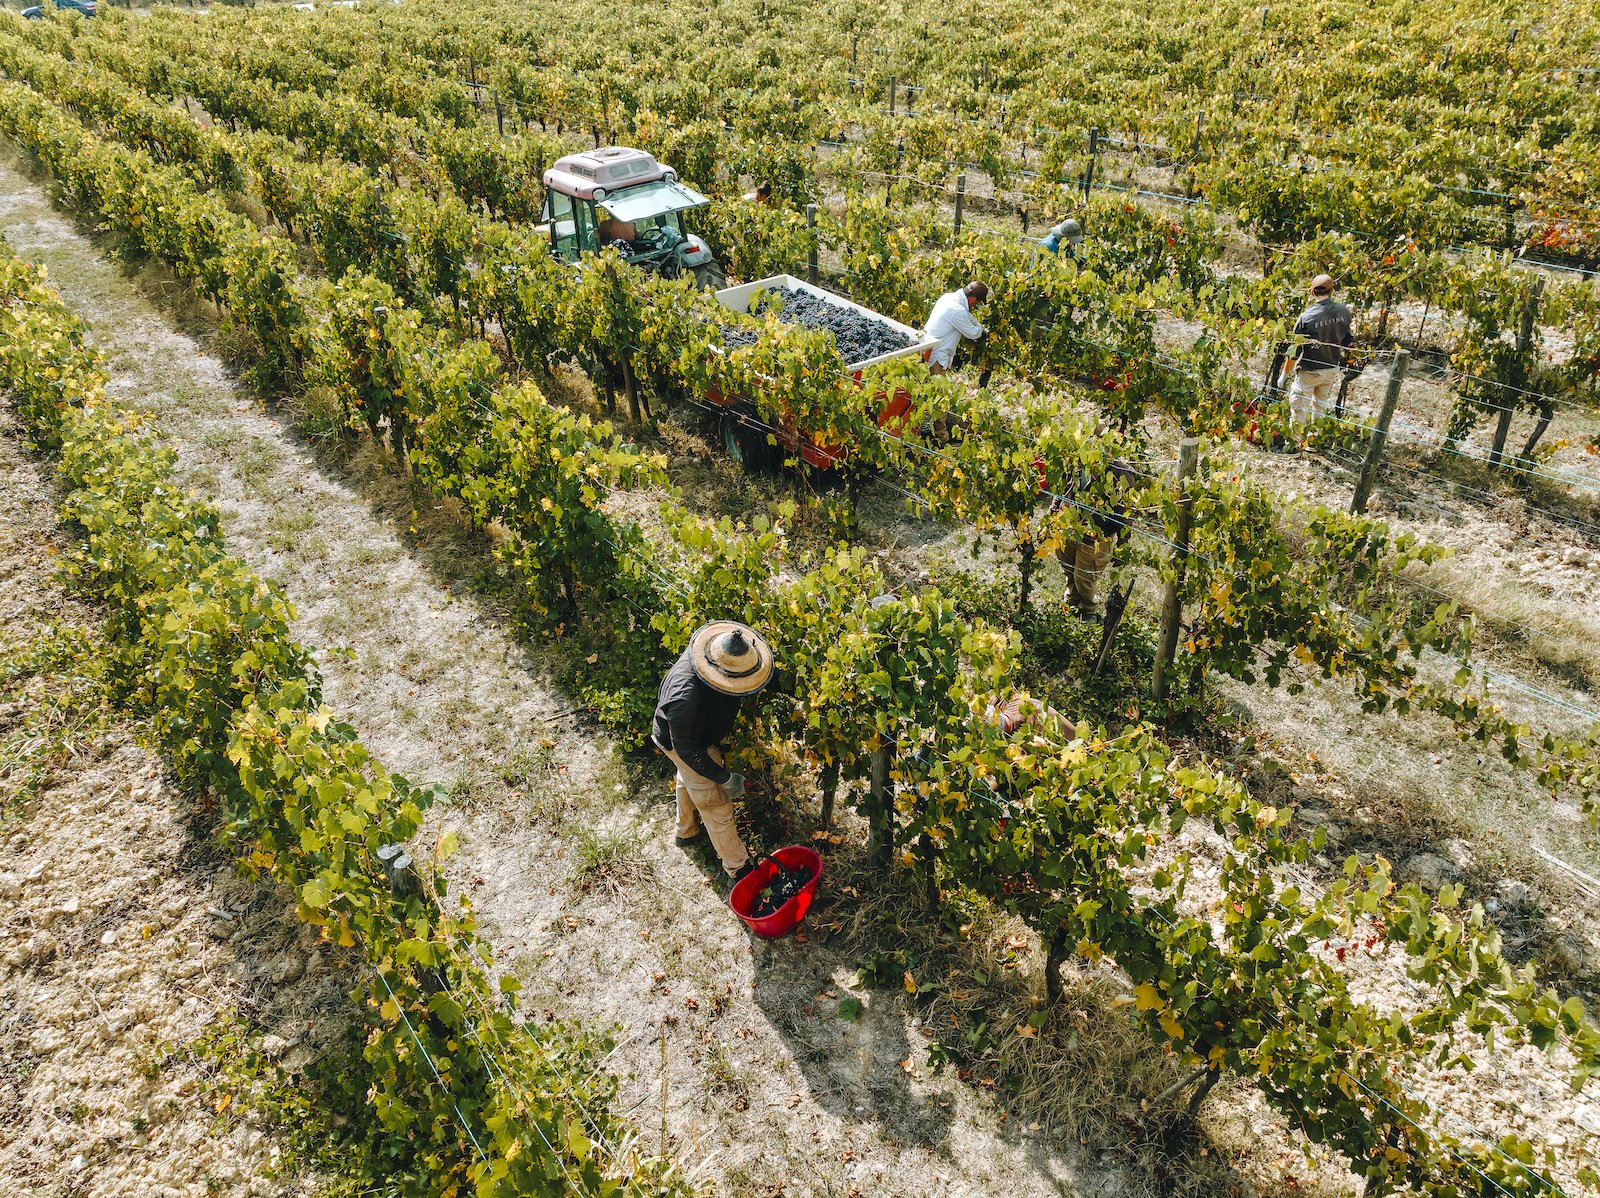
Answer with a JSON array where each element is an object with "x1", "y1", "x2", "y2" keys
[{"x1": 724, "y1": 772, "x2": 747, "y2": 800}]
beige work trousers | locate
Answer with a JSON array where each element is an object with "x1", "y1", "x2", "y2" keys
[
  {"x1": 662, "y1": 744, "x2": 748, "y2": 875},
  {"x1": 1061, "y1": 537, "x2": 1112, "y2": 609},
  {"x1": 1288, "y1": 366, "x2": 1340, "y2": 426}
]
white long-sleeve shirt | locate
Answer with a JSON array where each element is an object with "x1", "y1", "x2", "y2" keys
[{"x1": 924, "y1": 289, "x2": 984, "y2": 369}]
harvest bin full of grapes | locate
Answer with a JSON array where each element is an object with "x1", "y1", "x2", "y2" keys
[{"x1": 708, "y1": 274, "x2": 936, "y2": 470}]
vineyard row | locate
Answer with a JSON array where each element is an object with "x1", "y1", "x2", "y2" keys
[{"x1": 1, "y1": 29, "x2": 1598, "y2": 1196}]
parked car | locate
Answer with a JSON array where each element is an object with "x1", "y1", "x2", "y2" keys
[{"x1": 22, "y1": 0, "x2": 96, "y2": 17}]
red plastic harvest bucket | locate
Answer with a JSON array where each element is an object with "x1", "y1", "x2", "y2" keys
[{"x1": 729, "y1": 845, "x2": 823, "y2": 939}]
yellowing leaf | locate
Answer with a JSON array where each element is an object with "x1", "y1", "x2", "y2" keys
[{"x1": 1133, "y1": 982, "x2": 1162, "y2": 1012}]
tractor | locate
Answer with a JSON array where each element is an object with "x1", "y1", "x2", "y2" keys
[{"x1": 539, "y1": 146, "x2": 727, "y2": 290}]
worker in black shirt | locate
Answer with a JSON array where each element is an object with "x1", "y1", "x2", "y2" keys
[
  {"x1": 652, "y1": 621, "x2": 775, "y2": 880},
  {"x1": 1276, "y1": 273, "x2": 1354, "y2": 454}
]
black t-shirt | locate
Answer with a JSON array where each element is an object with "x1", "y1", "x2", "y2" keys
[
  {"x1": 1293, "y1": 298, "x2": 1354, "y2": 371},
  {"x1": 652, "y1": 648, "x2": 740, "y2": 784}
]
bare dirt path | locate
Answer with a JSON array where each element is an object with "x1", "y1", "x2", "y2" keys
[
  {"x1": 0, "y1": 158, "x2": 1143, "y2": 1197},
  {"x1": 0, "y1": 410, "x2": 341, "y2": 1198}
]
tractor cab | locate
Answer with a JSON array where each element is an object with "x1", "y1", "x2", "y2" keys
[{"x1": 540, "y1": 146, "x2": 727, "y2": 290}]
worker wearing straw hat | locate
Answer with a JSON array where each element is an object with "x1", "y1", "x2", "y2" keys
[{"x1": 652, "y1": 621, "x2": 776, "y2": 881}]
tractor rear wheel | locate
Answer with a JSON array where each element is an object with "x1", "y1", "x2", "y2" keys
[
  {"x1": 719, "y1": 411, "x2": 774, "y2": 472},
  {"x1": 693, "y1": 260, "x2": 727, "y2": 291}
]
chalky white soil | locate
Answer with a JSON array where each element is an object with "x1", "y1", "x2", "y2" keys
[{"x1": 0, "y1": 415, "x2": 331, "y2": 1198}]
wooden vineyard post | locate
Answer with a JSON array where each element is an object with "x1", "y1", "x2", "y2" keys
[
  {"x1": 493, "y1": 89, "x2": 504, "y2": 136},
  {"x1": 806, "y1": 203, "x2": 818, "y2": 285},
  {"x1": 1080, "y1": 126, "x2": 1100, "y2": 200},
  {"x1": 888, "y1": 76, "x2": 897, "y2": 117},
  {"x1": 868, "y1": 744, "x2": 892, "y2": 870},
  {"x1": 377, "y1": 843, "x2": 419, "y2": 899},
  {"x1": 1489, "y1": 280, "x2": 1542, "y2": 469},
  {"x1": 1351, "y1": 350, "x2": 1409, "y2": 515},
  {"x1": 1151, "y1": 438, "x2": 1200, "y2": 705},
  {"x1": 954, "y1": 173, "x2": 966, "y2": 235}
]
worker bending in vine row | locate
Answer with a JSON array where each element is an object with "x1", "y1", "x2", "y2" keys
[
  {"x1": 1056, "y1": 459, "x2": 1136, "y2": 620},
  {"x1": 1039, "y1": 218, "x2": 1085, "y2": 263},
  {"x1": 924, "y1": 280, "x2": 988, "y2": 375},
  {"x1": 652, "y1": 622, "x2": 775, "y2": 883}
]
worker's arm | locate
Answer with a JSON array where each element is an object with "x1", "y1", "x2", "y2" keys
[
  {"x1": 665, "y1": 703, "x2": 733, "y2": 785},
  {"x1": 952, "y1": 304, "x2": 985, "y2": 340}
]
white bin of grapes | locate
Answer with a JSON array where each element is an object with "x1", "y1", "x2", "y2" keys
[{"x1": 705, "y1": 274, "x2": 936, "y2": 470}]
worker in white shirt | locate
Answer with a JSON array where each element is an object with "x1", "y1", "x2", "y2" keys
[{"x1": 923, "y1": 281, "x2": 988, "y2": 375}]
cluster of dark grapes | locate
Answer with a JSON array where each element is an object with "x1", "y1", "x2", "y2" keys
[
  {"x1": 750, "y1": 860, "x2": 815, "y2": 917},
  {"x1": 720, "y1": 285, "x2": 912, "y2": 364}
]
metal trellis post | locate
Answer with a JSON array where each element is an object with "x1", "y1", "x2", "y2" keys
[
  {"x1": 1081, "y1": 126, "x2": 1099, "y2": 200},
  {"x1": 806, "y1": 203, "x2": 818, "y2": 285}
]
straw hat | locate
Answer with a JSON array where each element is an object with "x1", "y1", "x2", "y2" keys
[
  {"x1": 689, "y1": 622, "x2": 774, "y2": 696},
  {"x1": 1052, "y1": 219, "x2": 1084, "y2": 244}
]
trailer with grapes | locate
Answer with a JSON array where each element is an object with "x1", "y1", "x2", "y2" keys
[{"x1": 708, "y1": 274, "x2": 936, "y2": 470}]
